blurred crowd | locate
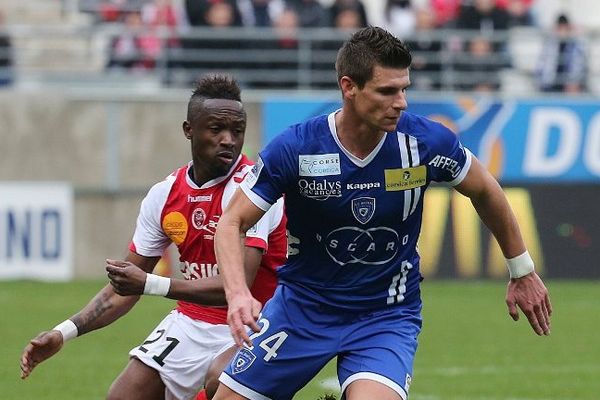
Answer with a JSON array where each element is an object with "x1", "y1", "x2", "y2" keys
[{"x1": 0, "y1": 0, "x2": 590, "y2": 93}]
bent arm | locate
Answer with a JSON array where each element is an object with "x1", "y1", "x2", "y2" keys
[
  {"x1": 165, "y1": 246, "x2": 263, "y2": 305},
  {"x1": 73, "y1": 252, "x2": 159, "y2": 335},
  {"x1": 20, "y1": 251, "x2": 159, "y2": 379}
]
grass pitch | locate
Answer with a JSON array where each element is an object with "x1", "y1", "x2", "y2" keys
[{"x1": 3, "y1": 280, "x2": 599, "y2": 399}]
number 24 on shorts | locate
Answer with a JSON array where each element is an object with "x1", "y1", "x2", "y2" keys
[{"x1": 248, "y1": 316, "x2": 288, "y2": 362}]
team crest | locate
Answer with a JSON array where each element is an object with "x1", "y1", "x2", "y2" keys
[
  {"x1": 351, "y1": 197, "x2": 375, "y2": 224},
  {"x1": 191, "y1": 207, "x2": 206, "y2": 230},
  {"x1": 231, "y1": 348, "x2": 256, "y2": 374}
]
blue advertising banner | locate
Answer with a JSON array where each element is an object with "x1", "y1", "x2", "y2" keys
[{"x1": 263, "y1": 96, "x2": 600, "y2": 183}]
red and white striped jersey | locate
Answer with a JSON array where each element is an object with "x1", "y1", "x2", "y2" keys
[{"x1": 129, "y1": 154, "x2": 287, "y2": 324}]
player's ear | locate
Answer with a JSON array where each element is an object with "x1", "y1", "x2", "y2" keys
[
  {"x1": 339, "y1": 76, "x2": 356, "y2": 99},
  {"x1": 183, "y1": 120, "x2": 192, "y2": 140}
]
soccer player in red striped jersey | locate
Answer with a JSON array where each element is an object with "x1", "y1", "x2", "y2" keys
[{"x1": 20, "y1": 74, "x2": 286, "y2": 400}]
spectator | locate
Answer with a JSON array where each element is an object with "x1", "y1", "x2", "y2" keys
[
  {"x1": 237, "y1": 0, "x2": 285, "y2": 27},
  {"x1": 536, "y1": 14, "x2": 587, "y2": 94},
  {"x1": 327, "y1": 0, "x2": 368, "y2": 28},
  {"x1": 286, "y1": 0, "x2": 328, "y2": 27},
  {"x1": 107, "y1": 11, "x2": 161, "y2": 70},
  {"x1": 177, "y1": 1, "x2": 243, "y2": 83},
  {"x1": 381, "y1": 0, "x2": 416, "y2": 39},
  {"x1": 429, "y1": 0, "x2": 461, "y2": 27},
  {"x1": 0, "y1": 11, "x2": 13, "y2": 86},
  {"x1": 455, "y1": 0, "x2": 510, "y2": 34},
  {"x1": 455, "y1": 35, "x2": 504, "y2": 92},
  {"x1": 406, "y1": 7, "x2": 442, "y2": 90},
  {"x1": 311, "y1": 5, "x2": 361, "y2": 89},
  {"x1": 184, "y1": 0, "x2": 242, "y2": 27},
  {"x1": 250, "y1": 7, "x2": 301, "y2": 88},
  {"x1": 502, "y1": 0, "x2": 535, "y2": 27}
]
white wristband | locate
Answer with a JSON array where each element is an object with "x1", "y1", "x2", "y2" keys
[
  {"x1": 506, "y1": 250, "x2": 535, "y2": 279},
  {"x1": 53, "y1": 319, "x2": 78, "y2": 342},
  {"x1": 143, "y1": 273, "x2": 171, "y2": 296}
]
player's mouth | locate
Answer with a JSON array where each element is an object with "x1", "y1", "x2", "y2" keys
[{"x1": 216, "y1": 151, "x2": 234, "y2": 164}]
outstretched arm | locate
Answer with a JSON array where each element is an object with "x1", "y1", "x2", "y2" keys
[
  {"x1": 20, "y1": 251, "x2": 159, "y2": 379},
  {"x1": 106, "y1": 246, "x2": 263, "y2": 306},
  {"x1": 454, "y1": 156, "x2": 552, "y2": 336},
  {"x1": 215, "y1": 188, "x2": 267, "y2": 347}
]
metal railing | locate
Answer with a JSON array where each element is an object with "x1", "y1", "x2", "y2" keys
[{"x1": 3, "y1": 24, "x2": 597, "y2": 94}]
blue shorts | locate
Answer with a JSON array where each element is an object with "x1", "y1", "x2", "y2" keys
[{"x1": 219, "y1": 284, "x2": 422, "y2": 400}]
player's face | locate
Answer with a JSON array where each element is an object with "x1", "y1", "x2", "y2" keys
[
  {"x1": 354, "y1": 65, "x2": 410, "y2": 133},
  {"x1": 185, "y1": 99, "x2": 246, "y2": 179}
]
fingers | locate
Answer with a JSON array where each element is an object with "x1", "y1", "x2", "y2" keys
[
  {"x1": 106, "y1": 265, "x2": 124, "y2": 276},
  {"x1": 229, "y1": 314, "x2": 252, "y2": 348},
  {"x1": 20, "y1": 352, "x2": 32, "y2": 379},
  {"x1": 506, "y1": 298, "x2": 519, "y2": 321},
  {"x1": 106, "y1": 259, "x2": 129, "y2": 268},
  {"x1": 545, "y1": 292, "x2": 553, "y2": 317}
]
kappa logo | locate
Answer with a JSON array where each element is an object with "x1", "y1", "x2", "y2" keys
[
  {"x1": 351, "y1": 197, "x2": 375, "y2": 225},
  {"x1": 299, "y1": 154, "x2": 341, "y2": 177},
  {"x1": 346, "y1": 182, "x2": 381, "y2": 190},
  {"x1": 231, "y1": 348, "x2": 256, "y2": 374}
]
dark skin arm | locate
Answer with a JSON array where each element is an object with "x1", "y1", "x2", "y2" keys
[
  {"x1": 20, "y1": 251, "x2": 159, "y2": 379},
  {"x1": 106, "y1": 246, "x2": 263, "y2": 306}
]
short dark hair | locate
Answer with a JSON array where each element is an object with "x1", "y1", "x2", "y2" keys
[
  {"x1": 335, "y1": 26, "x2": 412, "y2": 88},
  {"x1": 187, "y1": 74, "x2": 242, "y2": 122}
]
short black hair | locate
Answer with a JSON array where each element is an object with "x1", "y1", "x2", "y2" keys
[
  {"x1": 187, "y1": 74, "x2": 242, "y2": 122},
  {"x1": 335, "y1": 26, "x2": 411, "y2": 88}
]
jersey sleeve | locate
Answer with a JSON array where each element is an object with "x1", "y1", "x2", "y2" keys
[
  {"x1": 244, "y1": 196, "x2": 285, "y2": 252},
  {"x1": 129, "y1": 177, "x2": 174, "y2": 257},
  {"x1": 427, "y1": 122, "x2": 472, "y2": 186},
  {"x1": 240, "y1": 130, "x2": 296, "y2": 211}
]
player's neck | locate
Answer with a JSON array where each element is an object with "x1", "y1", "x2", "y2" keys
[
  {"x1": 335, "y1": 110, "x2": 385, "y2": 160},
  {"x1": 189, "y1": 163, "x2": 215, "y2": 187}
]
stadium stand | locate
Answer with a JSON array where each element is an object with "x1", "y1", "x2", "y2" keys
[{"x1": 0, "y1": 0, "x2": 597, "y2": 94}]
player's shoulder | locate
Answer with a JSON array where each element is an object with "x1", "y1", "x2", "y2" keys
[
  {"x1": 397, "y1": 111, "x2": 458, "y2": 148},
  {"x1": 271, "y1": 114, "x2": 331, "y2": 151},
  {"x1": 141, "y1": 164, "x2": 186, "y2": 209}
]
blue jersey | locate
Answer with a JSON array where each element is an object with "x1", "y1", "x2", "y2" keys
[{"x1": 241, "y1": 111, "x2": 472, "y2": 310}]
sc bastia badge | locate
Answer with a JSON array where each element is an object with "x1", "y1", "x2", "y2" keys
[
  {"x1": 231, "y1": 348, "x2": 256, "y2": 374},
  {"x1": 351, "y1": 197, "x2": 375, "y2": 224}
]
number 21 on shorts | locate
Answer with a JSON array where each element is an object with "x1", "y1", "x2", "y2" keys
[{"x1": 248, "y1": 315, "x2": 288, "y2": 362}]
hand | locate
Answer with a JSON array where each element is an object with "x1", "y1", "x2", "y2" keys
[
  {"x1": 506, "y1": 272, "x2": 552, "y2": 336},
  {"x1": 226, "y1": 292, "x2": 262, "y2": 348},
  {"x1": 20, "y1": 330, "x2": 64, "y2": 379},
  {"x1": 106, "y1": 259, "x2": 147, "y2": 296}
]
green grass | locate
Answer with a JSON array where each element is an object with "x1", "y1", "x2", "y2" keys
[{"x1": 3, "y1": 280, "x2": 599, "y2": 399}]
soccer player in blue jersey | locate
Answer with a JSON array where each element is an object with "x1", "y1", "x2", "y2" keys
[{"x1": 212, "y1": 26, "x2": 552, "y2": 400}]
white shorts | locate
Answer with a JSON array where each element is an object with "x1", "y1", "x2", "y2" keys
[{"x1": 129, "y1": 310, "x2": 234, "y2": 400}]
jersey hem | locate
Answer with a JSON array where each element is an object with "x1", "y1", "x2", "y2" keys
[{"x1": 219, "y1": 372, "x2": 272, "y2": 400}]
